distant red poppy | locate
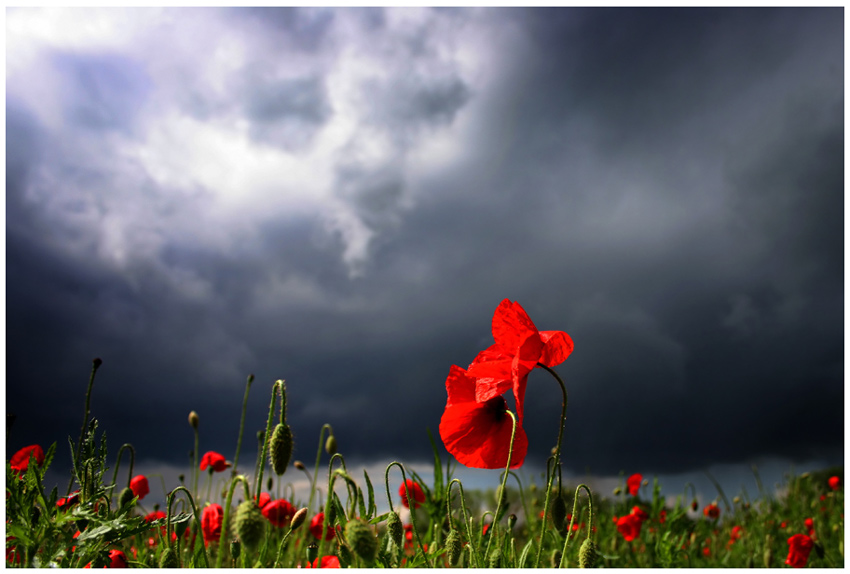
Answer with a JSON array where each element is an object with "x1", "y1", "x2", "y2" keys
[
  {"x1": 439, "y1": 365, "x2": 528, "y2": 469},
  {"x1": 84, "y1": 549, "x2": 127, "y2": 569},
  {"x1": 828, "y1": 476, "x2": 841, "y2": 491},
  {"x1": 309, "y1": 513, "x2": 339, "y2": 541},
  {"x1": 145, "y1": 510, "x2": 167, "y2": 523},
  {"x1": 199, "y1": 451, "x2": 230, "y2": 472},
  {"x1": 306, "y1": 556, "x2": 340, "y2": 568},
  {"x1": 129, "y1": 475, "x2": 149, "y2": 500},
  {"x1": 703, "y1": 503, "x2": 720, "y2": 520},
  {"x1": 201, "y1": 504, "x2": 223, "y2": 545},
  {"x1": 10, "y1": 445, "x2": 44, "y2": 476},
  {"x1": 262, "y1": 498, "x2": 296, "y2": 528},
  {"x1": 626, "y1": 473, "x2": 642, "y2": 496},
  {"x1": 57, "y1": 491, "x2": 80, "y2": 509},
  {"x1": 465, "y1": 300, "x2": 573, "y2": 426},
  {"x1": 399, "y1": 480, "x2": 425, "y2": 509},
  {"x1": 258, "y1": 492, "x2": 272, "y2": 509},
  {"x1": 631, "y1": 506, "x2": 648, "y2": 522},
  {"x1": 785, "y1": 534, "x2": 813, "y2": 568},
  {"x1": 691, "y1": 500, "x2": 698, "y2": 512},
  {"x1": 804, "y1": 517, "x2": 815, "y2": 537},
  {"x1": 616, "y1": 513, "x2": 644, "y2": 542},
  {"x1": 658, "y1": 509, "x2": 667, "y2": 524},
  {"x1": 728, "y1": 525, "x2": 743, "y2": 547}
]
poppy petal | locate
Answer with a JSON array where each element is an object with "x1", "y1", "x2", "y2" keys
[
  {"x1": 445, "y1": 365, "x2": 478, "y2": 406},
  {"x1": 539, "y1": 331, "x2": 574, "y2": 367},
  {"x1": 491, "y1": 300, "x2": 540, "y2": 355}
]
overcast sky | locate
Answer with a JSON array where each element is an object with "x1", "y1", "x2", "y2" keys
[{"x1": 5, "y1": 7, "x2": 844, "y2": 503}]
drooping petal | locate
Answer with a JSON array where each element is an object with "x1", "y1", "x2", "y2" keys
[
  {"x1": 10, "y1": 445, "x2": 44, "y2": 475},
  {"x1": 538, "y1": 331, "x2": 574, "y2": 367},
  {"x1": 467, "y1": 346, "x2": 513, "y2": 403},
  {"x1": 491, "y1": 300, "x2": 540, "y2": 356},
  {"x1": 440, "y1": 397, "x2": 527, "y2": 469},
  {"x1": 445, "y1": 365, "x2": 478, "y2": 406}
]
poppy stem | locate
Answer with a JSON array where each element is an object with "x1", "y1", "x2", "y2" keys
[
  {"x1": 192, "y1": 425, "x2": 200, "y2": 503},
  {"x1": 109, "y1": 443, "x2": 135, "y2": 504},
  {"x1": 558, "y1": 483, "x2": 593, "y2": 567},
  {"x1": 317, "y1": 453, "x2": 347, "y2": 565},
  {"x1": 215, "y1": 475, "x2": 252, "y2": 568},
  {"x1": 501, "y1": 470, "x2": 532, "y2": 533},
  {"x1": 307, "y1": 424, "x2": 333, "y2": 513},
  {"x1": 486, "y1": 409, "x2": 517, "y2": 561},
  {"x1": 534, "y1": 363, "x2": 568, "y2": 568},
  {"x1": 255, "y1": 379, "x2": 284, "y2": 506},
  {"x1": 384, "y1": 461, "x2": 432, "y2": 568},
  {"x1": 232, "y1": 374, "x2": 254, "y2": 478},
  {"x1": 166, "y1": 486, "x2": 210, "y2": 568},
  {"x1": 68, "y1": 358, "x2": 102, "y2": 495}
]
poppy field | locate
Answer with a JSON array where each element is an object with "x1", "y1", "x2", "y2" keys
[{"x1": 6, "y1": 300, "x2": 844, "y2": 568}]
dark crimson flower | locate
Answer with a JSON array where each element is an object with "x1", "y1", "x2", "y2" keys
[
  {"x1": 439, "y1": 365, "x2": 528, "y2": 469},
  {"x1": 616, "y1": 514, "x2": 643, "y2": 542},
  {"x1": 258, "y1": 492, "x2": 272, "y2": 509},
  {"x1": 57, "y1": 491, "x2": 80, "y2": 509},
  {"x1": 199, "y1": 451, "x2": 231, "y2": 472},
  {"x1": 201, "y1": 504, "x2": 223, "y2": 546},
  {"x1": 703, "y1": 503, "x2": 720, "y2": 520},
  {"x1": 145, "y1": 510, "x2": 167, "y2": 523},
  {"x1": 262, "y1": 498, "x2": 296, "y2": 528},
  {"x1": 399, "y1": 480, "x2": 425, "y2": 509},
  {"x1": 129, "y1": 475, "x2": 149, "y2": 500},
  {"x1": 631, "y1": 506, "x2": 648, "y2": 523},
  {"x1": 306, "y1": 556, "x2": 340, "y2": 568},
  {"x1": 84, "y1": 549, "x2": 127, "y2": 569},
  {"x1": 785, "y1": 534, "x2": 814, "y2": 568},
  {"x1": 465, "y1": 300, "x2": 573, "y2": 426},
  {"x1": 10, "y1": 445, "x2": 44, "y2": 476},
  {"x1": 828, "y1": 476, "x2": 841, "y2": 491},
  {"x1": 691, "y1": 500, "x2": 698, "y2": 512},
  {"x1": 626, "y1": 473, "x2": 642, "y2": 496},
  {"x1": 309, "y1": 513, "x2": 339, "y2": 541}
]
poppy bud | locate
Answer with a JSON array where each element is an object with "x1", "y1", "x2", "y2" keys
[
  {"x1": 257, "y1": 430, "x2": 265, "y2": 443},
  {"x1": 345, "y1": 518, "x2": 378, "y2": 566},
  {"x1": 118, "y1": 487, "x2": 135, "y2": 508},
  {"x1": 642, "y1": 479, "x2": 649, "y2": 487},
  {"x1": 92, "y1": 357, "x2": 103, "y2": 368},
  {"x1": 733, "y1": 496, "x2": 741, "y2": 504},
  {"x1": 508, "y1": 514, "x2": 517, "y2": 530},
  {"x1": 325, "y1": 435, "x2": 337, "y2": 455},
  {"x1": 306, "y1": 543, "x2": 318, "y2": 563},
  {"x1": 230, "y1": 540, "x2": 241, "y2": 560},
  {"x1": 579, "y1": 539, "x2": 598, "y2": 568},
  {"x1": 178, "y1": 474, "x2": 184, "y2": 484},
  {"x1": 267, "y1": 477, "x2": 274, "y2": 491},
  {"x1": 551, "y1": 496, "x2": 567, "y2": 535},
  {"x1": 386, "y1": 511, "x2": 403, "y2": 549},
  {"x1": 269, "y1": 423, "x2": 294, "y2": 476},
  {"x1": 188, "y1": 411, "x2": 199, "y2": 429},
  {"x1": 445, "y1": 529, "x2": 462, "y2": 566},
  {"x1": 550, "y1": 549, "x2": 562, "y2": 568},
  {"x1": 235, "y1": 500, "x2": 266, "y2": 551},
  {"x1": 691, "y1": 500, "x2": 698, "y2": 512},
  {"x1": 294, "y1": 460, "x2": 306, "y2": 471},
  {"x1": 488, "y1": 547, "x2": 502, "y2": 568},
  {"x1": 291, "y1": 507, "x2": 308, "y2": 530},
  {"x1": 159, "y1": 547, "x2": 179, "y2": 568},
  {"x1": 613, "y1": 487, "x2": 622, "y2": 496}
]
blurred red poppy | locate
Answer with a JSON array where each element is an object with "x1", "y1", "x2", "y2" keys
[
  {"x1": 199, "y1": 451, "x2": 230, "y2": 472},
  {"x1": 728, "y1": 525, "x2": 743, "y2": 547},
  {"x1": 804, "y1": 517, "x2": 814, "y2": 537},
  {"x1": 202, "y1": 504, "x2": 223, "y2": 545},
  {"x1": 262, "y1": 498, "x2": 296, "y2": 528},
  {"x1": 626, "y1": 473, "x2": 642, "y2": 496},
  {"x1": 57, "y1": 491, "x2": 80, "y2": 509},
  {"x1": 703, "y1": 503, "x2": 720, "y2": 520},
  {"x1": 399, "y1": 480, "x2": 425, "y2": 509},
  {"x1": 306, "y1": 556, "x2": 340, "y2": 568},
  {"x1": 828, "y1": 476, "x2": 840, "y2": 491},
  {"x1": 258, "y1": 492, "x2": 272, "y2": 509},
  {"x1": 439, "y1": 365, "x2": 528, "y2": 469},
  {"x1": 631, "y1": 506, "x2": 648, "y2": 522},
  {"x1": 658, "y1": 509, "x2": 667, "y2": 524},
  {"x1": 129, "y1": 475, "x2": 149, "y2": 500},
  {"x1": 616, "y1": 514, "x2": 643, "y2": 542},
  {"x1": 10, "y1": 445, "x2": 44, "y2": 476},
  {"x1": 785, "y1": 534, "x2": 813, "y2": 568},
  {"x1": 84, "y1": 549, "x2": 127, "y2": 569},
  {"x1": 465, "y1": 300, "x2": 573, "y2": 426},
  {"x1": 309, "y1": 513, "x2": 339, "y2": 541}
]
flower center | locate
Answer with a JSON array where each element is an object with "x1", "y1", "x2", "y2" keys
[{"x1": 483, "y1": 395, "x2": 508, "y2": 423}]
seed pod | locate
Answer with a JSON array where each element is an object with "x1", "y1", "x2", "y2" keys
[
  {"x1": 337, "y1": 543, "x2": 353, "y2": 568},
  {"x1": 306, "y1": 543, "x2": 318, "y2": 563},
  {"x1": 267, "y1": 477, "x2": 274, "y2": 491},
  {"x1": 579, "y1": 539, "x2": 598, "y2": 568},
  {"x1": 159, "y1": 547, "x2": 179, "y2": 568},
  {"x1": 269, "y1": 423, "x2": 293, "y2": 476},
  {"x1": 230, "y1": 540, "x2": 241, "y2": 561},
  {"x1": 325, "y1": 435, "x2": 337, "y2": 455},
  {"x1": 188, "y1": 411, "x2": 199, "y2": 430},
  {"x1": 445, "y1": 529, "x2": 462, "y2": 566},
  {"x1": 234, "y1": 500, "x2": 266, "y2": 551},
  {"x1": 345, "y1": 518, "x2": 378, "y2": 566},
  {"x1": 551, "y1": 496, "x2": 567, "y2": 535},
  {"x1": 508, "y1": 514, "x2": 517, "y2": 530},
  {"x1": 291, "y1": 508, "x2": 308, "y2": 530},
  {"x1": 386, "y1": 511, "x2": 403, "y2": 549},
  {"x1": 118, "y1": 487, "x2": 135, "y2": 508}
]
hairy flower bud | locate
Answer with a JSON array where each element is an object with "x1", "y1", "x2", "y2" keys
[
  {"x1": 188, "y1": 411, "x2": 199, "y2": 430},
  {"x1": 118, "y1": 487, "x2": 135, "y2": 508},
  {"x1": 345, "y1": 519, "x2": 378, "y2": 566},
  {"x1": 159, "y1": 547, "x2": 179, "y2": 568},
  {"x1": 291, "y1": 507, "x2": 308, "y2": 530},
  {"x1": 488, "y1": 547, "x2": 502, "y2": 568},
  {"x1": 386, "y1": 511, "x2": 403, "y2": 549},
  {"x1": 230, "y1": 540, "x2": 241, "y2": 561},
  {"x1": 235, "y1": 500, "x2": 266, "y2": 551},
  {"x1": 325, "y1": 435, "x2": 337, "y2": 456},
  {"x1": 446, "y1": 529, "x2": 462, "y2": 566},
  {"x1": 551, "y1": 496, "x2": 568, "y2": 535},
  {"x1": 269, "y1": 423, "x2": 293, "y2": 476},
  {"x1": 579, "y1": 539, "x2": 598, "y2": 568}
]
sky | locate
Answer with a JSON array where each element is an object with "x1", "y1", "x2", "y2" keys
[{"x1": 5, "y1": 7, "x2": 845, "y2": 508}]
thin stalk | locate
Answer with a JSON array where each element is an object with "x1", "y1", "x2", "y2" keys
[
  {"x1": 165, "y1": 486, "x2": 210, "y2": 568},
  {"x1": 215, "y1": 475, "x2": 252, "y2": 568},
  {"x1": 384, "y1": 461, "x2": 432, "y2": 568},
  {"x1": 109, "y1": 443, "x2": 135, "y2": 503},
  {"x1": 486, "y1": 409, "x2": 517, "y2": 559},
  {"x1": 317, "y1": 453, "x2": 347, "y2": 565},
  {"x1": 192, "y1": 426, "x2": 200, "y2": 502},
  {"x1": 558, "y1": 483, "x2": 593, "y2": 567},
  {"x1": 308, "y1": 424, "x2": 333, "y2": 513},
  {"x1": 273, "y1": 524, "x2": 298, "y2": 567},
  {"x1": 255, "y1": 379, "x2": 284, "y2": 505},
  {"x1": 704, "y1": 469, "x2": 732, "y2": 512},
  {"x1": 504, "y1": 470, "x2": 532, "y2": 530},
  {"x1": 232, "y1": 374, "x2": 254, "y2": 477},
  {"x1": 447, "y1": 479, "x2": 481, "y2": 568},
  {"x1": 68, "y1": 358, "x2": 102, "y2": 494}
]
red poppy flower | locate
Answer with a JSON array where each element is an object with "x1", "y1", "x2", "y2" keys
[
  {"x1": 258, "y1": 492, "x2": 272, "y2": 509},
  {"x1": 804, "y1": 517, "x2": 815, "y2": 536},
  {"x1": 658, "y1": 509, "x2": 667, "y2": 524},
  {"x1": 201, "y1": 504, "x2": 223, "y2": 545},
  {"x1": 439, "y1": 365, "x2": 528, "y2": 469},
  {"x1": 465, "y1": 300, "x2": 573, "y2": 426},
  {"x1": 262, "y1": 498, "x2": 296, "y2": 528},
  {"x1": 129, "y1": 475, "x2": 149, "y2": 500},
  {"x1": 616, "y1": 513, "x2": 644, "y2": 542},
  {"x1": 703, "y1": 503, "x2": 720, "y2": 520},
  {"x1": 828, "y1": 476, "x2": 841, "y2": 491},
  {"x1": 199, "y1": 451, "x2": 231, "y2": 472},
  {"x1": 57, "y1": 491, "x2": 80, "y2": 509},
  {"x1": 626, "y1": 473, "x2": 642, "y2": 496},
  {"x1": 399, "y1": 480, "x2": 425, "y2": 509},
  {"x1": 631, "y1": 506, "x2": 648, "y2": 522},
  {"x1": 306, "y1": 556, "x2": 340, "y2": 568},
  {"x1": 10, "y1": 445, "x2": 44, "y2": 476},
  {"x1": 785, "y1": 534, "x2": 814, "y2": 568},
  {"x1": 309, "y1": 513, "x2": 339, "y2": 541},
  {"x1": 83, "y1": 549, "x2": 127, "y2": 569}
]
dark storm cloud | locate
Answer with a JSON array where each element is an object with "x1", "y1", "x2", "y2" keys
[{"x1": 5, "y1": 7, "x2": 842, "y2": 493}]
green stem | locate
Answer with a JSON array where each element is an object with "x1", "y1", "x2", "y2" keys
[
  {"x1": 308, "y1": 424, "x2": 333, "y2": 513},
  {"x1": 447, "y1": 479, "x2": 480, "y2": 568},
  {"x1": 486, "y1": 409, "x2": 517, "y2": 559},
  {"x1": 704, "y1": 469, "x2": 732, "y2": 512},
  {"x1": 317, "y1": 454, "x2": 347, "y2": 565},
  {"x1": 504, "y1": 470, "x2": 531, "y2": 532},
  {"x1": 384, "y1": 461, "x2": 432, "y2": 568},
  {"x1": 68, "y1": 358, "x2": 102, "y2": 494},
  {"x1": 274, "y1": 525, "x2": 297, "y2": 567},
  {"x1": 109, "y1": 443, "x2": 135, "y2": 503},
  {"x1": 215, "y1": 475, "x2": 252, "y2": 568},
  {"x1": 192, "y1": 426, "x2": 200, "y2": 502},
  {"x1": 255, "y1": 380, "x2": 284, "y2": 505},
  {"x1": 558, "y1": 483, "x2": 593, "y2": 567},
  {"x1": 232, "y1": 374, "x2": 254, "y2": 477},
  {"x1": 534, "y1": 363, "x2": 568, "y2": 568}
]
